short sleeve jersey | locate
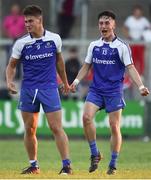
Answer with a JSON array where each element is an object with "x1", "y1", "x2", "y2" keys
[
  {"x1": 85, "y1": 37, "x2": 133, "y2": 96},
  {"x1": 11, "y1": 30, "x2": 62, "y2": 89}
]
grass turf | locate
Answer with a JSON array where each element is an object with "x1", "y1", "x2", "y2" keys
[{"x1": 0, "y1": 139, "x2": 151, "y2": 179}]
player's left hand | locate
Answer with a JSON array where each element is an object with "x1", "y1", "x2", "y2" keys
[{"x1": 139, "y1": 86, "x2": 150, "y2": 96}]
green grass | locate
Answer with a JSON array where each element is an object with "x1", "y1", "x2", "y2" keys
[{"x1": 0, "y1": 139, "x2": 151, "y2": 179}]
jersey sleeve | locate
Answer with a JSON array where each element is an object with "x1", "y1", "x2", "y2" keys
[
  {"x1": 85, "y1": 42, "x2": 94, "y2": 64},
  {"x1": 55, "y1": 34, "x2": 62, "y2": 53},
  {"x1": 122, "y1": 43, "x2": 133, "y2": 66},
  {"x1": 11, "y1": 40, "x2": 22, "y2": 59}
]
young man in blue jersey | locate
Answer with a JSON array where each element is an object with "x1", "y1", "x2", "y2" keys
[
  {"x1": 6, "y1": 5, "x2": 72, "y2": 175},
  {"x1": 71, "y1": 11, "x2": 149, "y2": 175}
]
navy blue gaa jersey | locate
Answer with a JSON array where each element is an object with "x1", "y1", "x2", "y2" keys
[
  {"x1": 85, "y1": 37, "x2": 133, "y2": 95},
  {"x1": 11, "y1": 30, "x2": 62, "y2": 89}
]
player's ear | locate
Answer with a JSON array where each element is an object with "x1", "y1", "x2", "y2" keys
[
  {"x1": 112, "y1": 20, "x2": 116, "y2": 30},
  {"x1": 38, "y1": 16, "x2": 43, "y2": 23}
]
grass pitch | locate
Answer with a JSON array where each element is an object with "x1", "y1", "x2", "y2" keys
[{"x1": 0, "y1": 139, "x2": 151, "y2": 179}]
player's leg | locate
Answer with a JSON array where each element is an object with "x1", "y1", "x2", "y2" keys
[
  {"x1": 83, "y1": 101, "x2": 99, "y2": 144},
  {"x1": 18, "y1": 88, "x2": 40, "y2": 174},
  {"x1": 40, "y1": 88, "x2": 72, "y2": 174},
  {"x1": 107, "y1": 109, "x2": 122, "y2": 174},
  {"x1": 105, "y1": 95, "x2": 125, "y2": 175},
  {"x1": 83, "y1": 102, "x2": 102, "y2": 172},
  {"x1": 21, "y1": 111, "x2": 40, "y2": 174},
  {"x1": 46, "y1": 110, "x2": 72, "y2": 174},
  {"x1": 22, "y1": 112, "x2": 38, "y2": 161}
]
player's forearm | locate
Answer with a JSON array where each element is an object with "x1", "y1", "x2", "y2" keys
[
  {"x1": 59, "y1": 71, "x2": 68, "y2": 85},
  {"x1": 6, "y1": 66, "x2": 16, "y2": 85},
  {"x1": 57, "y1": 63, "x2": 68, "y2": 85},
  {"x1": 127, "y1": 64, "x2": 144, "y2": 88},
  {"x1": 56, "y1": 53, "x2": 69, "y2": 85},
  {"x1": 76, "y1": 63, "x2": 91, "y2": 82}
]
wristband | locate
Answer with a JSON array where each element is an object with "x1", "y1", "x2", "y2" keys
[
  {"x1": 73, "y1": 79, "x2": 80, "y2": 86},
  {"x1": 139, "y1": 85, "x2": 145, "y2": 91}
]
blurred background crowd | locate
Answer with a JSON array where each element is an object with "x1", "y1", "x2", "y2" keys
[{"x1": 0, "y1": 0, "x2": 151, "y2": 102}]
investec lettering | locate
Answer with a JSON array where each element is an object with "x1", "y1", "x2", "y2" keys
[
  {"x1": 93, "y1": 58, "x2": 115, "y2": 64},
  {"x1": 25, "y1": 52, "x2": 53, "y2": 60}
]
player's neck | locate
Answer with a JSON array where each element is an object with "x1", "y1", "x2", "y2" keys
[
  {"x1": 103, "y1": 34, "x2": 116, "y2": 42},
  {"x1": 31, "y1": 27, "x2": 45, "y2": 38}
]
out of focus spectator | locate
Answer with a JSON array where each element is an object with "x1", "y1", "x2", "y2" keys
[
  {"x1": 142, "y1": 27, "x2": 151, "y2": 42},
  {"x1": 3, "y1": 4, "x2": 25, "y2": 40},
  {"x1": 57, "y1": 0, "x2": 84, "y2": 39},
  {"x1": 123, "y1": 5, "x2": 150, "y2": 41},
  {"x1": 122, "y1": 5, "x2": 148, "y2": 98},
  {"x1": 2, "y1": 3, "x2": 25, "y2": 79},
  {"x1": 65, "y1": 47, "x2": 81, "y2": 85},
  {"x1": 62, "y1": 47, "x2": 81, "y2": 100}
]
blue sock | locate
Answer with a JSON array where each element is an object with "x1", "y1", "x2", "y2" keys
[
  {"x1": 89, "y1": 140, "x2": 99, "y2": 156},
  {"x1": 109, "y1": 151, "x2": 119, "y2": 168},
  {"x1": 62, "y1": 159, "x2": 71, "y2": 167},
  {"x1": 30, "y1": 160, "x2": 38, "y2": 167}
]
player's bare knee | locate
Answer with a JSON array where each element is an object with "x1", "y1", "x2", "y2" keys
[
  {"x1": 83, "y1": 114, "x2": 92, "y2": 126},
  {"x1": 25, "y1": 126, "x2": 37, "y2": 136},
  {"x1": 110, "y1": 122, "x2": 120, "y2": 134},
  {"x1": 50, "y1": 125, "x2": 62, "y2": 135}
]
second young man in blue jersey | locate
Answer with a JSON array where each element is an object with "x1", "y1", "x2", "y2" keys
[
  {"x1": 71, "y1": 11, "x2": 149, "y2": 175},
  {"x1": 6, "y1": 5, "x2": 72, "y2": 175}
]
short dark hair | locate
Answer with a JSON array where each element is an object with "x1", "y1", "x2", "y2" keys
[
  {"x1": 98, "y1": 11, "x2": 116, "y2": 20},
  {"x1": 23, "y1": 5, "x2": 42, "y2": 16}
]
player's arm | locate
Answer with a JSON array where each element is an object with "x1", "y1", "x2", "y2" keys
[
  {"x1": 76, "y1": 62, "x2": 91, "y2": 81},
  {"x1": 70, "y1": 62, "x2": 91, "y2": 92},
  {"x1": 70, "y1": 41, "x2": 93, "y2": 92},
  {"x1": 126, "y1": 64, "x2": 149, "y2": 96},
  {"x1": 56, "y1": 52, "x2": 70, "y2": 94},
  {"x1": 6, "y1": 57, "x2": 18, "y2": 94}
]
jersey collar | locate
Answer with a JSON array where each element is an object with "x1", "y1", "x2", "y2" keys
[
  {"x1": 101, "y1": 35, "x2": 117, "y2": 43},
  {"x1": 29, "y1": 29, "x2": 46, "y2": 39}
]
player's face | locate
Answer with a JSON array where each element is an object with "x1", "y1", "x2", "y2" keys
[
  {"x1": 24, "y1": 15, "x2": 42, "y2": 33},
  {"x1": 98, "y1": 16, "x2": 115, "y2": 41}
]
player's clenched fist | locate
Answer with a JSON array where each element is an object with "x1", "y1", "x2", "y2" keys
[
  {"x1": 139, "y1": 85, "x2": 150, "y2": 96},
  {"x1": 7, "y1": 82, "x2": 17, "y2": 94}
]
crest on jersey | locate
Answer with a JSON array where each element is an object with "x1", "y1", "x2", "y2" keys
[
  {"x1": 110, "y1": 49, "x2": 116, "y2": 55},
  {"x1": 45, "y1": 42, "x2": 52, "y2": 48}
]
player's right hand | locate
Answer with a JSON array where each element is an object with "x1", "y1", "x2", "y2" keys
[{"x1": 7, "y1": 82, "x2": 18, "y2": 94}]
